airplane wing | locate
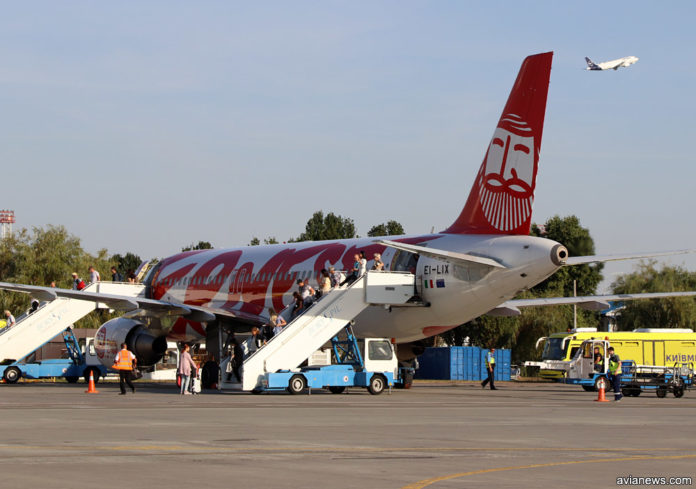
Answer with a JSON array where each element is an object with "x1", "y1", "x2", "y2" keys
[
  {"x1": 0, "y1": 281, "x2": 252, "y2": 323},
  {"x1": 488, "y1": 291, "x2": 696, "y2": 317},
  {"x1": 565, "y1": 249, "x2": 695, "y2": 266},
  {"x1": 377, "y1": 239, "x2": 506, "y2": 269}
]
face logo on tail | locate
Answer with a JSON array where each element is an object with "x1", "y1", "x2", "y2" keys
[
  {"x1": 478, "y1": 114, "x2": 536, "y2": 232},
  {"x1": 443, "y1": 52, "x2": 551, "y2": 236}
]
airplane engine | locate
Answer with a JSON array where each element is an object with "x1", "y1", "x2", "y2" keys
[
  {"x1": 94, "y1": 317, "x2": 168, "y2": 368},
  {"x1": 397, "y1": 341, "x2": 427, "y2": 363}
]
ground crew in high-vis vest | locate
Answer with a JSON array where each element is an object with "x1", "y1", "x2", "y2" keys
[
  {"x1": 113, "y1": 343, "x2": 137, "y2": 395},
  {"x1": 607, "y1": 346, "x2": 622, "y2": 402},
  {"x1": 481, "y1": 348, "x2": 497, "y2": 390}
]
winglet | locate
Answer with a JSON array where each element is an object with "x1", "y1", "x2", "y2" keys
[{"x1": 444, "y1": 52, "x2": 553, "y2": 236}]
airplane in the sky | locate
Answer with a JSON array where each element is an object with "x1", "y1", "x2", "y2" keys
[
  {"x1": 1, "y1": 51, "x2": 693, "y2": 371},
  {"x1": 585, "y1": 56, "x2": 639, "y2": 71}
]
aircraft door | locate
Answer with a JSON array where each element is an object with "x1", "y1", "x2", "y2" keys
[{"x1": 391, "y1": 249, "x2": 420, "y2": 296}]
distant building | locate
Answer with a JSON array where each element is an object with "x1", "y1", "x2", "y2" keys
[{"x1": 0, "y1": 210, "x2": 15, "y2": 239}]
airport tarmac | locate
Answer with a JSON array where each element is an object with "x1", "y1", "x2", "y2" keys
[{"x1": 0, "y1": 381, "x2": 694, "y2": 489}]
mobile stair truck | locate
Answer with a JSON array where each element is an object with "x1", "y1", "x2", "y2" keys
[
  {"x1": 0, "y1": 282, "x2": 145, "y2": 383},
  {"x1": 0, "y1": 328, "x2": 107, "y2": 384},
  {"x1": 220, "y1": 271, "x2": 422, "y2": 395},
  {"x1": 561, "y1": 338, "x2": 694, "y2": 398}
]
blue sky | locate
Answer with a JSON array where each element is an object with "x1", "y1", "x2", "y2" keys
[{"x1": 2, "y1": 2, "x2": 695, "y2": 291}]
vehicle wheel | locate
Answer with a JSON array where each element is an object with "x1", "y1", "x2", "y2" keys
[
  {"x1": 630, "y1": 389, "x2": 641, "y2": 397},
  {"x1": 582, "y1": 385, "x2": 595, "y2": 392},
  {"x1": 287, "y1": 375, "x2": 306, "y2": 395},
  {"x1": 367, "y1": 374, "x2": 386, "y2": 395},
  {"x1": 673, "y1": 387, "x2": 685, "y2": 398},
  {"x1": 65, "y1": 376, "x2": 79, "y2": 384},
  {"x1": 251, "y1": 388, "x2": 263, "y2": 395},
  {"x1": 401, "y1": 370, "x2": 414, "y2": 389},
  {"x1": 3, "y1": 366, "x2": 21, "y2": 384},
  {"x1": 83, "y1": 368, "x2": 101, "y2": 384},
  {"x1": 656, "y1": 388, "x2": 667, "y2": 398},
  {"x1": 328, "y1": 386, "x2": 346, "y2": 394},
  {"x1": 593, "y1": 376, "x2": 608, "y2": 392}
]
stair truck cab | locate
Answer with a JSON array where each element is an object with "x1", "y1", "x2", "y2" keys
[
  {"x1": 260, "y1": 326, "x2": 405, "y2": 395},
  {"x1": 525, "y1": 328, "x2": 696, "y2": 381}
]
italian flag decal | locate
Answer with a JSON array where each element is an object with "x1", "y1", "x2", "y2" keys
[{"x1": 424, "y1": 279, "x2": 445, "y2": 288}]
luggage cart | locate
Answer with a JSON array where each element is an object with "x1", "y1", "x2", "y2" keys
[{"x1": 620, "y1": 361, "x2": 694, "y2": 398}]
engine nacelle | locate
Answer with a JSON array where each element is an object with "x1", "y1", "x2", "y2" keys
[{"x1": 94, "y1": 317, "x2": 168, "y2": 368}]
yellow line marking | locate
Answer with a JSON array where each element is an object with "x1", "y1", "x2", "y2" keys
[{"x1": 401, "y1": 454, "x2": 696, "y2": 489}]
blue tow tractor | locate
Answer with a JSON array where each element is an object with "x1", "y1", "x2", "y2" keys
[
  {"x1": 562, "y1": 339, "x2": 694, "y2": 398},
  {"x1": 260, "y1": 327, "x2": 412, "y2": 395},
  {"x1": 0, "y1": 328, "x2": 107, "y2": 384}
]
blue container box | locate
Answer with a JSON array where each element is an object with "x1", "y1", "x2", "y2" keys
[{"x1": 416, "y1": 346, "x2": 510, "y2": 381}]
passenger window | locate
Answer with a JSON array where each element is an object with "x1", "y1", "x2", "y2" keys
[
  {"x1": 368, "y1": 340, "x2": 393, "y2": 361},
  {"x1": 569, "y1": 347, "x2": 580, "y2": 359}
]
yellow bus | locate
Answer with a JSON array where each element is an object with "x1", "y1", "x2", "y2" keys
[{"x1": 526, "y1": 328, "x2": 696, "y2": 380}]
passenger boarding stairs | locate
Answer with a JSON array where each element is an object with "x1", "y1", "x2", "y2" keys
[
  {"x1": 222, "y1": 271, "x2": 417, "y2": 392},
  {"x1": 0, "y1": 282, "x2": 145, "y2": 363}
]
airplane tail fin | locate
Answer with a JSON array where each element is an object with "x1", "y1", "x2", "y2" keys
[
  {"x1": 444, "y1": 52, "x2": 553, "y2": 236},
  {"x1": 585, "y1": 57, "x2": 599, "y2": 70}
]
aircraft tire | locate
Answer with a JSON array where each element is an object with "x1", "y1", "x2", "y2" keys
[
  {"x1": 328, "y1": 386, "x2": 346, "y2": 394},
  {"x1": 65, "y1": 376, "x2": 79, "y2": 384}
]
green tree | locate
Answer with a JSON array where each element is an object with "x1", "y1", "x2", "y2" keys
[
  {"x1": 182, "y1": 241, "x2": 213, "y2": 252},
  {"x1": 294, "y1": 211, "x2": 356, "y2": 242},
  {"x1": 111, "y1": 252, "x2": 142, "y2": 275},
  {"x1": 248, "y1": 237, "x2": 279, "y2": 246},
  {"x1": 611, "y1": 262, "x2": 696, "y2": 330},
  {"x1": 530, "y1": 215, "x2": 603, "y2": 297},
  {"x1": 0, "y1": 225, "x2": 115, "y2": 328},
  {"x1": 367, "y1": 220, "x2": 405, "y2": 237}
]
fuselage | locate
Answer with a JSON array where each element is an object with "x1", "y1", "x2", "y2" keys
[
  {"x1": 587, "y1": 56, "x2": 639, "y2": 71},
  {"x1": 144, "y1": 233, "x2": 565, "y2": 343}
]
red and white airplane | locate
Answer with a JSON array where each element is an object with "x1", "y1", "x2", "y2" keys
[{"x1": 1, "y1": 52, "x2": 693, "y2": 368}]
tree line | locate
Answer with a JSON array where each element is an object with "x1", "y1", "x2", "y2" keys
[{"x1": 1, "y1": 214, "x2": 694, "y2": 364}]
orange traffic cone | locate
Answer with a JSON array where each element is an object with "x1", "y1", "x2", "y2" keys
[
  {"x1": 595, "y1": 378, "x2": 609, "y2": 402},
  {"x1": 85, "y1": 371, "x2": 99, "y2": 394}
]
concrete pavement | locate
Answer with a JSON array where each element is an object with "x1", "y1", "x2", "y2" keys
[{"x1": 0, "y1": 381, "x2": 693, "y2": 488}]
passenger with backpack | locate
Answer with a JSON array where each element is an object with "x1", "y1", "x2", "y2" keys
[{"x1": 71, "y1": 272, "x2": 86, "y2": 290}]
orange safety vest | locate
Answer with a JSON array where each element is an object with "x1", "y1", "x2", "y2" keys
[{"x1": 114, "y1": 349, "x2": 134, "y2": 370}]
